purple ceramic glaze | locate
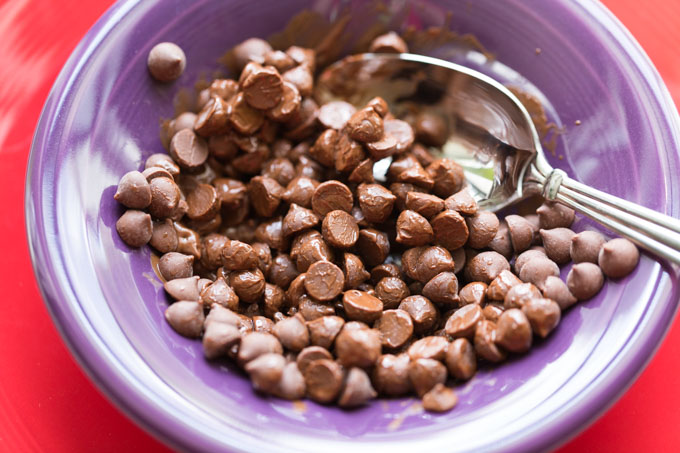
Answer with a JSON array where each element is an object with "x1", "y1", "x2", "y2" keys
[{"x1": 25, "y1": 0, "x2": 680, "y2": 452}]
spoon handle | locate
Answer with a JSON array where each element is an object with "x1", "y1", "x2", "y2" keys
[{"x1": 541, "y1": 168, "x2": 680, "y2": 265}]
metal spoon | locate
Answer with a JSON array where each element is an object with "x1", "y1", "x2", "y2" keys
[{"x1": 316, "y1": 52, "x2": 680, "y2": 265}]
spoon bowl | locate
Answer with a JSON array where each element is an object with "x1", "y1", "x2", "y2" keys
[{"x1": 318, "y1": 52, "x2": 680, "y2": 264}]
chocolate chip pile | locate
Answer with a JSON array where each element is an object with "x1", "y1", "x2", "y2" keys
[{"x1": 115, "y1": 33, "x2": 641, "y2": 412}]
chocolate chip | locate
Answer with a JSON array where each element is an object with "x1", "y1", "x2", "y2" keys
[
  {"x1": 396, "y1": 210, "x2": 434, "y2": 246},
  {"x1": 540, "y1": 228, "x2": 575, "y2": 264},
  {"x1": 335, "y1": 323, "x2": 381, "y2": 368},
  {"x1": 487, "y1": 220, "x2": 513, "y2": 259},
  {"x1": 445, "y1": 338, "x2": 476, "y2": 380},
  {"x1": 408, "y1": 336, "x2": 448, "y2": 361},
  {"x1": 369, "y1": 31, "x2": 409, "y2": 53},
  {"x1": 306, "y1": 315, "x2": 345, "y2": 349},
  {"x1": 422, "y1": 383, "x2": 457, "y2": 413},
  {"x1": 383, "y1": 119, "x2": 415, "y2": 154},
  {"x1": 209, "y1": 78, "x2": 239, "y2": 101},
  {"x1": 186, "y1": 183, "x2": 220, "y2": 222},
  {"x1": 304, "y1": 359, "x2": 343, "y2": 403},
  {"x1": 165, "y1": 276, "x2": 200, "y2": 301},
  {"x1": 399, "y1": 295, "x2": 439, "y2": 335},
  {"x1": 338, "y1": 367, "x2": 377, "y2": 407},
  {"x1": 272, "y1": 315, "x2": 310, "y2": 352},
  {"x1": 267, "y1": 81, "x2": 301, "y2": 122},
  {"x1": 474, "y1": 319, "x2": 507, "y2": 363},
  {"x1": 148, "y1": 42, "x2": 186, "y2": 82},
  {"x1": 567, "y1": 262, "x2": 604, "y2": 300},
  {"x1": 241, "y1": 65, "x2": 284, "y2": 110},
  {"x1": 342, "y1": 253, "x2": 370, "y2": 289},
  {"x1": 408, "y1": 358, "x2": 447, "y2": 397},
  {"x1": 431, "y1": 210, "x2": 469, "y2": 251},
  {"x1": 372, "y1": 354, "x2": 411, "y2": 396},
  {"x1": 487, "y1": 269, "x2": 522, "y2": 301},
  {"x1": 346, "y1": 107, "x2": 384, "y2": 143},
  {"x1": 245, "y1": 353, "x2": 286, "y2": 394},
  {"x1": 115, "y1": 171, "x2": 152, "y2": 209},
  {"x1": 356, "y1": 228, "x2": 390, "y2": 267},
  {"x1": 291, "y1": 231, "x2": 334, "y2": 272},
  {"x1": 282, "y1": 177, "x2": 319, "y2": 208},
  {"x1": 248, "y1": 176, "x2": 284, "y2": 217},
  {"x1": 202, "y1": 321, "x2": 241, "y2": 360},
  {"x1": 229, "y1": 268, "x2": 266, "y2": 303},
  {"x1": 538, "y1": 276, "x2": 577, "y2": 310},
  {"x1": 357, "y1": 183, "x2": 396, "y2": 224},
  {"x1": 513, "y1": 248, "x2": 547, "y2": 275},
  {"x1": 452, "y1": 247, "x2": 466, "y2": 274},
  {"x1": 309, "y1": 128, "x2": 337, "y2": 167},
  {"x1": 496, "y1": 308, "x2": 533, "y2": 353},
  {"x1": 284, "y1": 97, "x2": 319, "y2": 141},
  {"x1": 396, "y1": 162, "x2": 434, "y2": 190},
  {"x1": 319, "y1": 101, "x2": 357, "y2": 130},
  {"x1": 169, "y1": 129, "x2": 209, "y2": 170},
  {"x1": 466, "y1": 211, "x2": 500, "y2": 249},
  {"x1": 348, "y1": 158, "x2": 375, "y2": 184},
  {"x1": 518, "y1": 256, "x2": 560, "y2": 286},
  {"x1": 374, "y1": 309, "x2": 413, "y2": 349},
  {"x1": 341, "y1": 289, "x2": 383, "y2": 323},
  {"x1": 165, "y1": 301, "x2": 204, "y2": 338},
  {"x1": 374, "y1": 277, "x2": 410, "y2": 309},
  {"x1": 522, "y1": 298, "x2": 561, "y2": 338},
  {"x1": 282, "y1": 64, "x2": 314, "y2": 97},
  {"x1": 505, "y1": 214, "x2": 534, "y2": 253},
  {"x1": 503, "y1": 282, "x2": 542, "y2": 310},
  {"x1": 274, "y1": 362, "x2": 306, "y2": 400},
  {"x1": 445, "y1": 304, "x2": 483, "y2": 339},
  {"x1": 148, "y1": 177, "x2": 181, "y2": 219},
  {"x1": 145, "y1": 153, "x2": 180, "y2": 178},
  {"x1": 371, "y1": 263, "x2": 402, "y2": 285},
  {"x1": 232, "y1": 38, "x2": 272, "y2": 71},
  {"x1": 116, "y1": 210, "x2": 153, "y2": 247},
  {"x1": 268, "y1": 254, "x2": 299, "y2": 290},
  {"x1": 238, "y1": 332, "x2": 283, "y2": 364},
  {"x1": 569, "y1": 230, "x2": 605, "y2": 264},
  {"x1": 159, "y1": 252, "x2": 194, "y2": 280},
  {"x1": 150, "y1": 219, "x2": 179, "y2": 253},
  {"x1": 464, "y1": 251, "x2": 511, "y2": 285},
  {"x1": 334, "y1": 133, "x2": 365, "y2": 173},
  {"x1": 304, "y1": 261, "x2": 345, "y2": 301},
  {"x1": 415, "y1": 246, "x2": 456, "y2": 282},
  {"x1": 444, "y1": 189, "x2": 478, "y2": 216},
  {"x1": 427, "y1": 159, "x2": 465, "y2": 198},
  {"x1": 598, "y1": 238, "x2": 639, "y2": 278},
  {"x1": 537, "y1": 201, "x2": 575, "y2": 229},
  {"x1": 282, "y1": 203, "x2": 320, "y2": 237},
  {"x1": 263, "y1": 283, "x2": 286, "y2": 317},
  {"x1": 422, "y1": 272, "x2": 460, "y2": 308},
  {"x1": 311, "y1": 181, "x2": 353, "y2": 216},
  {"x1": 365, "y1": 131, "x2": 398, "y2": 160},
  {"x1": 458, "y1": 281, "x2": 487, "y2": 306},
  {"x1": 229, "y1": 92, "x2": 265, "y2": 135},
  {"x1": 201, "y1": 277, "x2": 239, "y2": 311},
  {"x1": 405, "y1": 192, "x2": 444, "y2": 219},
  {"x1": 220, "y1": 240, "x2": 257, "y2": 271},
  {"x1": 322, "y1": 210, "x2": 359, "y2": 249},
  {"x1": 297, "y1": 346, "x2": 334, "y2": 374},
  {"x1": 255, "y1": 217, "x2": 290, "y2": 251},
  {"x1": 195, "y1": 96, "x2": 230, "y2": 136}
]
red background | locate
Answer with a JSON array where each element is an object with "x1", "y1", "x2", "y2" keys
[{"x1": 1, "y1": 0, "x2": 678, "y2": 451}]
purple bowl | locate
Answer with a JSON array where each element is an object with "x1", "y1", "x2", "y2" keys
[{"x1": 25, "y1": 0, "x2": 680, "y2": 451}]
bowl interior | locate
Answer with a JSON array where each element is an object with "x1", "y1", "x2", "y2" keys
[{"x1": 27, "y1": 0, "x2": 680, "y2": 452}]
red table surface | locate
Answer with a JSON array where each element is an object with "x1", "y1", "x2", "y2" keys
[{"x1": 1, "y1": 0, "x2": 679, "y2": 451}]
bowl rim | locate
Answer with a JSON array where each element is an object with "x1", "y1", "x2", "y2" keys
[{"x1": 24, "y1": 0, "x2": 680, "y2": 451}]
